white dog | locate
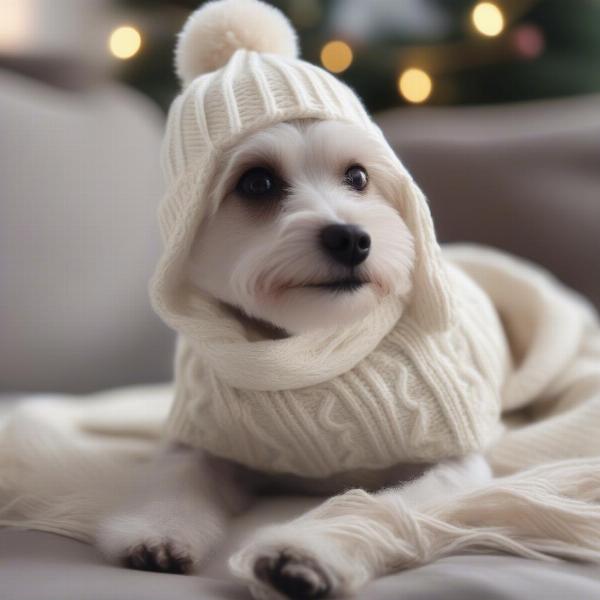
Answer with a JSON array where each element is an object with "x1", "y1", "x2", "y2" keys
[
  {"x1": 3, "y1": 3, "x2": 600, "y2": 597},
  {"x1": 96, "y1": 118, "x2": 492, "y2": 599}
]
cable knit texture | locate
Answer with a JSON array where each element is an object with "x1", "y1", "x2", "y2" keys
[{"x1": 165, "y1": 265, "x2": 508, "y2": 476}]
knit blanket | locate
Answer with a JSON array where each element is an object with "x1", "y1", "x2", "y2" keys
[{"x1": 2, "y1": 244, "x2": 600, "y2": 567}]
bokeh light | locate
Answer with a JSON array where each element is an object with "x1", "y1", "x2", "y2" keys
[
  {"x1": 398, "y1": 68, "x2": 433, "y2": 104},
  {"x1": 512, "y1": 24, "x2": 545, "y2": 59},
  {"x1": 472, "y1": 2, "x2": 505, "y2": 37},
  {"x1": 0, "y1": 0, "x2": 34, "y2": 52},
  {"x1": 109, "y1": 26, "x2": 142, "y2": 60},
  {"x1": 320, "y1": 40, "x2": 353, "y2": 74}
]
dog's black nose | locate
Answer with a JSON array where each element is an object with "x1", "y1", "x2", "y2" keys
[{"x1": 319, "y1": 224, "x2": 371, "y2": 267}]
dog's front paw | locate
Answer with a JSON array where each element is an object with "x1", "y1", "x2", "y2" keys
[
  {"x1": 124, "y1": 539, "x2": 194, "y2": 574},
  {"x1": 96, "y1": 513, "x2": 218, "y2": 575},
  {"x1": 253, "y1": 548, "x2": 331, "y2": 600},
  {"x1": 230, "y1": 528, "x2": 356, "y2": 600}
]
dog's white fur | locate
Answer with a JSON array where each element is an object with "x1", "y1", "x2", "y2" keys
[
  {"x1": 96, "y1": 120, "x2": 491, "y2": 598},
  {"x1": 188, "y1": 120, "x2": 415, "y2": 335}
]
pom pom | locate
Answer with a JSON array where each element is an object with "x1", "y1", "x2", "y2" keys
[{"x1": 175, "y1": 0, "x2": 299, "y2": 87}]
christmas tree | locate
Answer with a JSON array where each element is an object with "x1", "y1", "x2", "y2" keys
[{"x1": 110, "y1": 0, "x2": 600, "y2": 112}]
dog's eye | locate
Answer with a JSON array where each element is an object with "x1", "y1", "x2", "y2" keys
[
  {"x1": 345, "y1": 165, "x2": 368, "y2": 191},
  {"x1": 236, "y1": 167, "x2": 281, "y2": 200}
]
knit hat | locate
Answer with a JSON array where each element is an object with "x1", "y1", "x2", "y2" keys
[{"x1": 150, "y1": 0, "x2": 454, "y2": 339}]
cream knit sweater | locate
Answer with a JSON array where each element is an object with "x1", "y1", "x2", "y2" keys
[{"x1": 165, "y1": 264, "x2": 509, "y2": 477}]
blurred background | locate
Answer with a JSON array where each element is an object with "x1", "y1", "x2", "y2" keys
[
  {"x1": 117, "y1": 0, "x2": 600, "y2": 110},
  {"x1": 3, "y1": 0, "x2": 599, "y2": 109},
  {"x1": 1, "y1": 0, "x2": 599, "y2": 394}
]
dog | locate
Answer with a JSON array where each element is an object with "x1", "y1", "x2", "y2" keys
[{"x1": 96, "y1": 118, "x2": 492, "y2": 600}]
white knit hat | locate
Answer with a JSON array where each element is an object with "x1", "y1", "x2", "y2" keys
[{"x1": 150, "y1": 0, "x2": 455, "y2": 338}]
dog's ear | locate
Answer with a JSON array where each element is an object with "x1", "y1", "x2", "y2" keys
[
  {"x1": 371, "y1": 140, "x2": 454, "y2": 332},
  {"x1": 398, "y1": 177, "x2": 455, "y2": 332}
]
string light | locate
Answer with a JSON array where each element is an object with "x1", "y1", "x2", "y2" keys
[
  {"x1": 398, "y1": 68, "x2": 433, "y2": 104},
  {"x1": 471, "y1": 2, "x2": 505, "y2": 37},
  {"x1": 109, "y1": 26, "x2": 142, "y2": 60},
  {"x1": 320, "y1": 40, "x2": 353, "y2": 74}
]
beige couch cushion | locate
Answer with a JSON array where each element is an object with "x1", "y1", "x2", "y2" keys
[{"x1": 0, "y1": 70, "x2": 173, "y2": 393}]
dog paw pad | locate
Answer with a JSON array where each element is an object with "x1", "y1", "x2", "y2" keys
[
  {"x1": 124, "y1": 541, "x2": 193, "y2": 575},
  {"x1": 253, "y1": 549, "x2": 331, "y2": 599}
]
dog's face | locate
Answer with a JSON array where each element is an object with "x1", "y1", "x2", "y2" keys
[{"x1": 187, "y1": 120, "x2": 415, "y2": 334}]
